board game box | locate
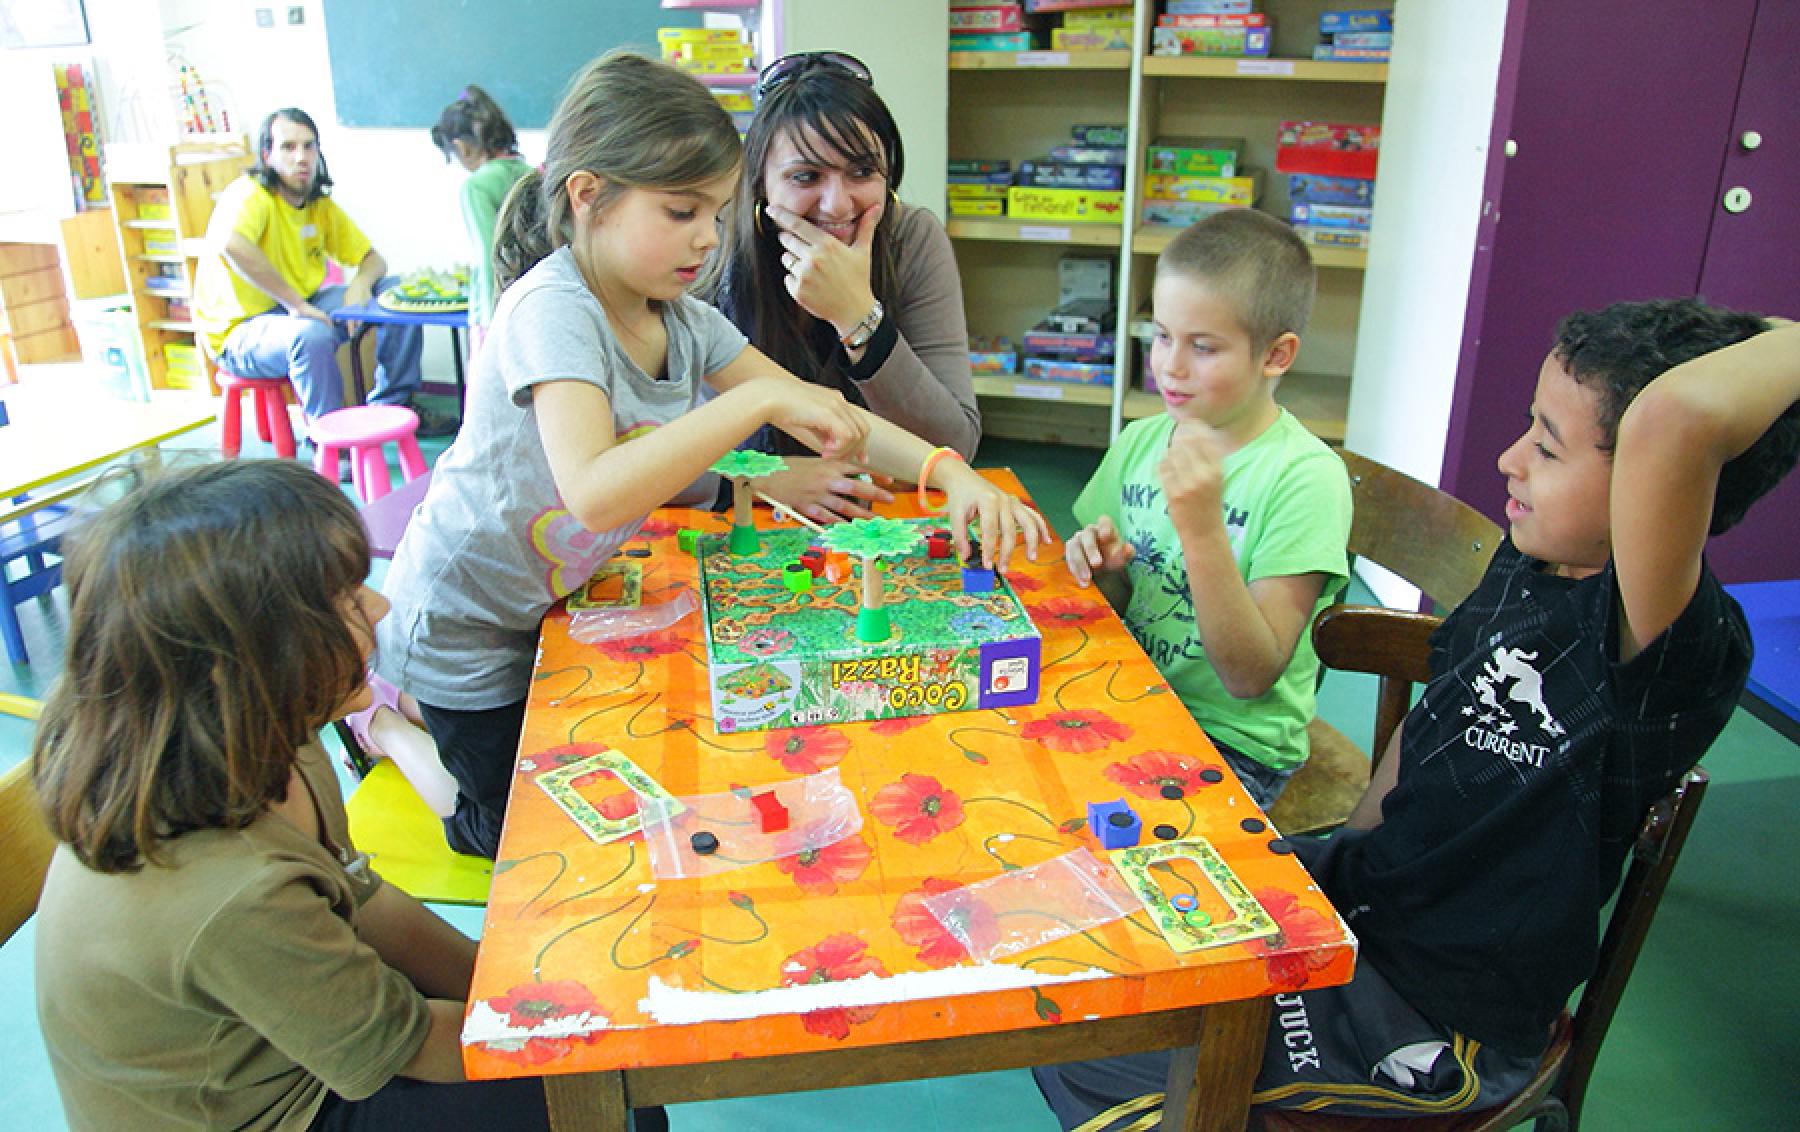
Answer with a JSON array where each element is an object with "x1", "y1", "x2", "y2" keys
[{"x1": 695, "y1": 519, "x2": 1041, "y2": 732}]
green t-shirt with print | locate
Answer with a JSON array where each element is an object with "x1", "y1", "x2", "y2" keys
[{"x1": 1073, "y1": 410, "x2": 1352, "y2": 770}]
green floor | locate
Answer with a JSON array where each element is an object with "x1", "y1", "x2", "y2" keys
[{"x1": 2, "y1": 405, "x2": 1794, "y2": 1131}]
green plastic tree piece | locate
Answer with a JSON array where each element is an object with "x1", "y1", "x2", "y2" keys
[
  {"x1": 820, "y1": 517, "x2": 922, "y2": 560},
  {"x1": 709, "y1": 450, "x2": 788, "y2": 481}
]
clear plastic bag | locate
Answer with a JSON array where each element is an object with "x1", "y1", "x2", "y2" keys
[
  {"x1": 636, "y1": 767, "x2": 864, "y2": 880},
  {"x1": 921, "y1": 848, "x2": 1142, "y2": 963},
  {"x1": 568, "y1": 586, "x2": 698, "y2": 645}
]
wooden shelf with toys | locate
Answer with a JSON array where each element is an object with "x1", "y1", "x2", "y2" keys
[
  {"x1": 944, "y1": 0, "x2": 1389, "y2": 447},
  {"x1": 107, "y1": 134, "x2": 250, "y2": 393}
]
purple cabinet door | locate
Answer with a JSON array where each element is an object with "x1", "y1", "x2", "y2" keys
[
  {"x1": 1447, "y1": 0, "x2": 1798, "y2": 582},
  {"x1": 1694, "y1": 2, "x2": 1800, "y2": 580}
]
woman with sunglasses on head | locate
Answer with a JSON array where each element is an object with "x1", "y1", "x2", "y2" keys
[{"x1": 699, "y1": 52, "x2": 980, "y2": 524}]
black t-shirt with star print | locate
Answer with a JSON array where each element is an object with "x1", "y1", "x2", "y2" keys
[{"x1": 1314, "y1": 537, "x2": 1750, "y2": 1057}]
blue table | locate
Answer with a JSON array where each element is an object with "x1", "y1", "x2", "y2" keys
[
  {"x1": 1727, "y1": 580, "x2": 1800, "y2": 743},
  {"x1": 330, "y1": 301, "x2": 469, "y2": 412}
]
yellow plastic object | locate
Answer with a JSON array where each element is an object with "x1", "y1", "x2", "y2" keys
[
  {"x1": 346, "y1": 760, "x2": 492, "y2": 906},
  {"x1": 0, "y1": 694, "x2": 42, "y2": 720}
]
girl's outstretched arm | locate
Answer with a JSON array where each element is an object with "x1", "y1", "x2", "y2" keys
[{"x1": 533, "y1": 368, "x2": 864, "y2": 532}]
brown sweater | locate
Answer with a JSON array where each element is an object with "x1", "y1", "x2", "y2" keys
[{"x1": 35, "y1": 742, "x2": 430, "y2": 1131}]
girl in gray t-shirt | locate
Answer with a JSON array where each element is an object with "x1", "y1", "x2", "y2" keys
[{"x1": 377, "y1": 53, "x2": 1048, "y2": 861}]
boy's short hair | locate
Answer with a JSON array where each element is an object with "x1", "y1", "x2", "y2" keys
[
  {"x1": 1156, "y1": 209, "x2": 1316, "y2": 350},
  {"x1": 1555, "y1": 298, "x2": 1798, "y2": 534}
]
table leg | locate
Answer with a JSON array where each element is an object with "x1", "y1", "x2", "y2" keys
[
  {"x1": 1161, "y1": 997, "x2": 1272, "y2": 1132},
  {"x1": 348, "y1": 326, "x2": 371, "y2": 404},
  {"x1": 544, "y1": 1070, "x2": 630, "y2": 1132},
  {"x1": 450, "y1": 326, "x2": 467, "y2": 414}
]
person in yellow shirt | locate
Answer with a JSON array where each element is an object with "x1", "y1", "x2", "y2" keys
[{"x1": 195, "y1": 108, "x2": 455, "y2": 436}]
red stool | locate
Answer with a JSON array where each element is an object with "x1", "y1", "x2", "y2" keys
[
  {"x1": 217, "y1": 371, "x2": 297, "y2": 458},
  {"x1": 309, "y1": 405, "x2": 427, "y2": 504}
]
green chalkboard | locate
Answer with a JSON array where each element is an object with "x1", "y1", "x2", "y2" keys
[{"x1": 320, "y1": 0, "x2": 701, "y2": 129}]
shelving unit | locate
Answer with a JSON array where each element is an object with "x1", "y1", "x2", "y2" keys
[
  {"x1": 107, "y1": 135, "x2": 249, "y2": 392},
  {"x1": 946, "y1": 0, "x2": 1392, "y2": 447},
  {"x1": 659, "y1": 0, "x2": 782, "y2": 93}
]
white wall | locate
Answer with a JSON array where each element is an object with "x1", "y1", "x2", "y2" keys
[
  {"x1": 782, "y1": 0, "x2": 947, "y2": 220},
  {"x1": 1344, "y1": 0, "x2": 1508, "y2": 606}
]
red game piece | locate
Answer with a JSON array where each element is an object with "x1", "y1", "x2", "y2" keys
[
  {"x1": 800, "y1": 549, "x2": 826, "y2": 576},
  {"x1": 750, "y1": 791, "x2": 789, "y2": 833},
  {"x1": 926, "y1": 535, "x2": 951, "y2": 559}
]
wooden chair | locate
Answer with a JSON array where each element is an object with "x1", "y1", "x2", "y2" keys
[
  {"x1": 1257, "y1": 768, "x2": 1710, "y2": 1132},
  {"x1": 2, "y1": 757, "x2": 58, "y2": 945},
  {"x1": 1267, "y1": 450, "x2": 1502, "y2": 835}
]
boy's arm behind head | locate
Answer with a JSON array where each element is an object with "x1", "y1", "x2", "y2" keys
[{"x1": 1610, "y1": 320, "x2": 1800, "y2": 660}]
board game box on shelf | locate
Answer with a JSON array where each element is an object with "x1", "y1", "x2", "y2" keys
[{"x1": 695, "y1": 518, "x2": 1041, "y2": 732}]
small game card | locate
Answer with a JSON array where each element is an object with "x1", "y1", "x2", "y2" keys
[
  {"x1": 534, "y1": 748, "x2": 681, "y2": 845},
  {"x1": 1110, "y1": 838, "x2": 1279, "y2": 953},
  {"x1": 567, "y1": 562, "x2": 643, "y2": 611}
]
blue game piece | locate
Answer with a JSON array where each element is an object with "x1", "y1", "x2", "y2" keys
[
  {"x1": 961, "y1": 565, "x2": 996, "y2": 593},
  {"x1": 1085, "y1": 798, "x2": 1141, "y2": 849}
]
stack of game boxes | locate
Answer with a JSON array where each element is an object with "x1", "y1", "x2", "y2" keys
[
  {"x1": 948, "y1": 159, "x2": 1014, "y2": 218},
  {"x1": 1007, "y1": 126, "x2": 1128, "y2": 224},
  {"x1": 1039, "y1": 2, "x2": 1134, "y2": 51},
  {"x1": 1139, "y1": 136, "x2": 1260, "y2": 229},
  {"x1": 1021, "y1": 255, "x2": 1117, "y2": 386},
  {"x1": 1312, "y1": 8, "x2": 1392, "y2": 62},
  {"x1": 950, "y1": 2, "x2": 1034, "y2": 52},
  {"x1": 1150, "y1": 1, "x2": 1271, "y2": 58},
  {"x1": 1276, "y1": 121, "x2": 1378, "y2": 253},
  {"x1": 657, "y1": 27, "x2": 753, "y2": 76},
  {"x1": 658, "y1": 27, "x2": 757, "y2": 132}
]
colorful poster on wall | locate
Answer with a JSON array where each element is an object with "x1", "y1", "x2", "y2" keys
[{"x1": 53, "y1": 62, "x2": 105, "y2": 210}]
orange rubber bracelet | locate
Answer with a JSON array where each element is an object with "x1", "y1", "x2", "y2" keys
[{"x1": 916, "y1": 447, "x2": 963, "y2": 513}]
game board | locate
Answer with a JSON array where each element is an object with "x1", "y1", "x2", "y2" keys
[
  {"x1": 376, "y1": 267, "x2": 469, "y2": 312},
  {"x1": 695, "y1": 517, "x2": 1040, "y2": 731}
]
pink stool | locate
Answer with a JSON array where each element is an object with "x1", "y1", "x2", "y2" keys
[
  {"x1": 217, "y1": 371, "x2": 297, "y2": 459},
  {"x1": 309, "y1": 405, "x2": 427, "y2": 504}
]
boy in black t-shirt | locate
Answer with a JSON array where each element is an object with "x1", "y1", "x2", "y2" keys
[{"x1": 1034, "y1": 301, "x2": 1800, "y2": 1126}]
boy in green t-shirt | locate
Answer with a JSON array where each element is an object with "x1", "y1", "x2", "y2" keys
[{"x1": 1065, "y1": 210, "x2": 1351, "y2": 806}]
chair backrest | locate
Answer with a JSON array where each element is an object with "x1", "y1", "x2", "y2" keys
[
  {"x1": 1340, "y1": 449, "x2": 1502, "y2": 613},
  {"x1": 1318, "y1": 451, "x2": 1504, "y2": 764},
  {"x1": 1, "y1": 758, "x2": 58, "y2": 944}
]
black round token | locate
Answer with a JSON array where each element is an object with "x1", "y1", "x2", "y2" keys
[
  {"x1": 1240, "y1": 818, "x2": 1267, "y2": 834},
  {"x1": 1198, "y1": 768, "x2": 1224, "y2": 784},
  {"x1": 1107, "y1": 811, "x2": 1134, "y2": 828},
  {"x1": 690, "y1": 831, "x2": 720, "y2": 855},
  {"x1": 1267, "y1": 838, "x2": 1295, "y2": 855},
  {"x1": 1152, "y1": 824, "x2": 1180, "y2": 841},
  {"x1": 624, "y1": 547, "x2": 652, "y2": 558},
  {"x1": 1159, "y1": 783, "x2": 1184, "y2": 800}
]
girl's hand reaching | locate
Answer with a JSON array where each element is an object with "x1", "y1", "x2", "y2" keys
[
  {"x1": 761, "y1": 378, "x2": 868, "y2": 462},
  {"x1": 936, "y1": 463, "x2": 1051, "y2": 569}
]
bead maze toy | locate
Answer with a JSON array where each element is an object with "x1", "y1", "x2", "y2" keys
[{"x1": 695, "y1": 456, "x2": 1040, "y2": 732}]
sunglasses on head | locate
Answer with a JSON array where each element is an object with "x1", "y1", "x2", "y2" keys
[{"x1": 756, "y1": 52, "x2": 873, "y2": 98}]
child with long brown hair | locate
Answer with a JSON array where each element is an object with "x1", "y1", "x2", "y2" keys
[{"x1": 31, "y1": 460, "x2": 553, "y2": 1131}]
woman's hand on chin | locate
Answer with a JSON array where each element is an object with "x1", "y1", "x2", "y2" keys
[{"x1": 767, "y1": 201, "x2": 882, "y2": 333}]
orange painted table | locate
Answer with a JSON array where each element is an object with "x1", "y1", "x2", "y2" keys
[{"x1": 463, "y1": 470, "x2": 1356, "y2": 1131}]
